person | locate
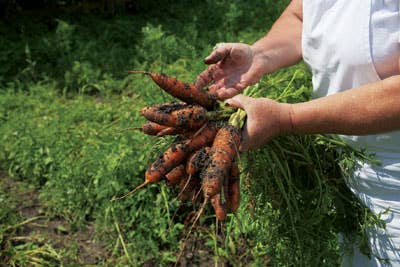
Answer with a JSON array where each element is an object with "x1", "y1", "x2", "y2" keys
[{"x1": 195, "y1": 0, "x2": 400, "y2": 266}]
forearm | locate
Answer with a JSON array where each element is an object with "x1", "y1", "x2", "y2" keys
[
  {"x1": 251, "y1": 0, "x2": 303, "y2": 74},
  {"x1": 288, "y1": 75, "x2": 400, "y2": 135}
]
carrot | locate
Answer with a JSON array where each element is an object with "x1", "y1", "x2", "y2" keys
[
  {"x1": 140, "y1": 121, "x2": 167, "y2": 135},
  {"x1": 140, "y1": 103, "x2": 208, "y2": 129},
  {"x1": 130, "y1": 71, "x2": 217, "y2": 110},
  {"x1": 116, "y1": 123, "x2": 218, "y2": 199},
  {"x1": 156, "y1": 126, "x2": 182, "y2": 137},
  {"x1": 118, "y1": 121, "x2": 169, "y2": 135},
  {"x1": 145, "y1": 141, "x2": 189, "y2": 186},
  {"x1": 112, "y1": 141, "x2": 189, "y2": 200},
  {"x1": 140, "y1": 121, "x2": 170, "y2": 135},
  {"x1": 148, "y1": 123, "x2": 217, "y2": 182},
  {"x1": 186, "y1": 123, "x2": 217, "y2": 152},
  {"x1": 224, "y1": 161, "x2": 240, "y2": 213},
  {"x1": 186, "y1": 147, "x2": 210, "y2": 176},
  {"x1": 210, "y1": 193, "x2": 227, "y2": 221},
  {"x1": 173, "y1": 125, "x2": 238, "y2": 266},
  {"x1": 142, "y1": 101, "x2": 187, "y2": 113},
  {"x1": 201, "y1": 124, "x2": 241, "y2": 199},
  {"x1": 165, "y1": 164, "x2": 186, "y2": 186}
]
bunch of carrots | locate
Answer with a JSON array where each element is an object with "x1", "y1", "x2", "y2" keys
[{"x1": 122, "y1": 70, "x2": 245, "y2": 221}]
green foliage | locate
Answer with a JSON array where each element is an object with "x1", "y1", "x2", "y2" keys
[
  {"x1": 0, "y1": 81, "x2": 185, "y2": 264},
  {"x1": 0, "y1": 0, "x2": 290, "y2": 91},
  {"x1": 0, "y1": 182, "x2": 19, "y2": 229}
]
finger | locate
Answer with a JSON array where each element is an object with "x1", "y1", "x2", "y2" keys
[
  {"x1": 194, "y1": 65, "x2": 217, "y2": 89},
  {"x1": 216, "y1": 88, "x2": 241, "y2": 100},
  {"x1": 224, "y1": 94, "x2": 253, "y2": 110},
  {"x1": 238, "y1": 121, "x2": 250, "y2": 152},
  {"x1": 217, "y1": 79, "x2": 248, "y2": 99},
  {"x1": 204, "y1": 44, "x2": 232, "y2": 64},
  {"x1": 237, "y1": 71, "x2": 261, "y2": 89},
  {"x1": 208, "y1": 80, "x2": 225, "y2": 95}
]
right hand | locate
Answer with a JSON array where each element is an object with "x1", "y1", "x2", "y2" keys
[
  {"x1": 225, "y1": 94, "x2": 293, "y2": 152},
  {"x1": 195, "y1": 43, "x2": 267, "y2": 100}
]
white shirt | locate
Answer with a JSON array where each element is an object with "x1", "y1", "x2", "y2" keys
[{"x1": 302, "y1": 0, "x2": 400, "y2": 266}]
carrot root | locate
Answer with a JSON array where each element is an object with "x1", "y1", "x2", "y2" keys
[
  {"x1": 111, "y1": 181, "x2": 149, "y2": 201},
  {"x1": 128, "y1": 70, "x2": 150, "y2": 75},
  {"x1": 174, "y1": 197, "x2": 208, "y2": 267}
]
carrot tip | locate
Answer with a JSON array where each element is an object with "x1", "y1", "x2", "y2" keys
[
  {"x1": 111, "y1": 181, "x2": 149, "y2": 201},
  {"x1": 128, "y1": 70, "x2": 149, "y2": 75},
  {"x1": 117, "y1": 127, "x2": 142, "y2": 133}
]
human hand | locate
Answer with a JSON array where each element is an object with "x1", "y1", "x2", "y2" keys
[
  {"x1": 225, "y1": 95, "x2": 293, "y2": 152},
  {"x1": 195, "y1": 43, "x2": 268, "y2": 100}
]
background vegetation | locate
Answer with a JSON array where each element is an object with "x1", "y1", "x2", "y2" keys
[{"x1": 0, "y1": 1, "x2": 376, "y2": 266}]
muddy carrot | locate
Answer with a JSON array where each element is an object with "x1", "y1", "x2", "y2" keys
[
  {"x1": 210, "y1": 193, "x2": 227, "y2": 221},
  {"x1": 112, "y1": 141, "x2": 190, "y2": 201},
  {"x1": 149, "y1": 123, "x2": 217, "y2": 181},
  {"x1": 130, "y1": 71, "x2": 218, "y2": 110},
  {"x1": 136, "y1": 121, "x2": 171, "y2": 135},
  {"x1": 186, "y1": 147, "x2": 210, "y2": 176},
  {"x1": 165, "y1": 164, "x2": 186, "y2": 186},
  {"x1": 140, "y1": 103, "x2": 208, "y2": 129},
  {"x1": 186, "y1": 124, "x2": 217, "y2": 152},
  {"x1": 224, "y1": 161, "x2": 240, "y2": 213},
  {"x1": 156, "y1": 127, "x2": 182, "y2": 137},
  {"x1": 118, "y1": 121, "x2": 169, "y2": 136},
  {"x1": 201, "y1": 124, "x2": 241, "y2": 199},
  {"x1": 145, "y1": 141, "x2": 190, "y2": 186}
]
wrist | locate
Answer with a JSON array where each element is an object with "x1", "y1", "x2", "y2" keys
[
  {"x1": 278, "y1": 103, "x2": 295, "y2": 135},
  {"x1": 250, "y1": 43, "x2": 279, "y2": 75}
]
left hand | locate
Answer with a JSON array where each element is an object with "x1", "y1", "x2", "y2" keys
[
  {"x1": 225, "y1": 95, "x2": 293, "y2": 152},
  {"x1": 195, "y1": 43, "x2": 269, "y2": 100}
]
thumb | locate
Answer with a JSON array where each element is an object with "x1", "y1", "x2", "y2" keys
[{"x1": 224, "y1": 94, "x2": 253, "y2": 110}]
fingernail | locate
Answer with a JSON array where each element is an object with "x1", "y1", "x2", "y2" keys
[{"x1": 224, "y1": 99, "x2": 232, "y2": 106}]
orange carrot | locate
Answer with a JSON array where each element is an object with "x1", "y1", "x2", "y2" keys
[
  {"x1": 140, "y1": 103, "x2": 207, "y2": 129},
  {"x1": 130, "y1": 71, "x2": 217, "y2": 110},
  {"x1": 140, "y1": 121, "x2": 169, "y2": 135},
  {"x1": 186, "y1": 147, "x2": 210, "y2": 176},
  {"x1": 111, "y1": 141, "x2": 190, "y2": 201},
  {"x1": 118, "y1": 121, "x2": 169, "y2": 136},
  {"x1": 186, "y1": 124, "x2": 217, "y2": 152},
  {"x1": 201, "y1": 124, "x2": 240, "y2": 199},
  {"x1": 210, "y1": 193, "x2": 227, "y2": 221},
  {"x1": 224, "y1": 161, "x2": 240, "y2": 213},
  {"x1": 156, "y1": 126, "x2": 182, "y2": 137},
  {"x1": 165, "y1": 164, "x2": 186, "y2": 186},
  {"x1": 145, "y1": 141, "x2": 189, "y2": 186},
  {"x1": 148, "y1": 123, "x2": 217, "y2": 182},
  {"x1": 119, "y1": 123, "x2": 218, "y2": 198}
]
